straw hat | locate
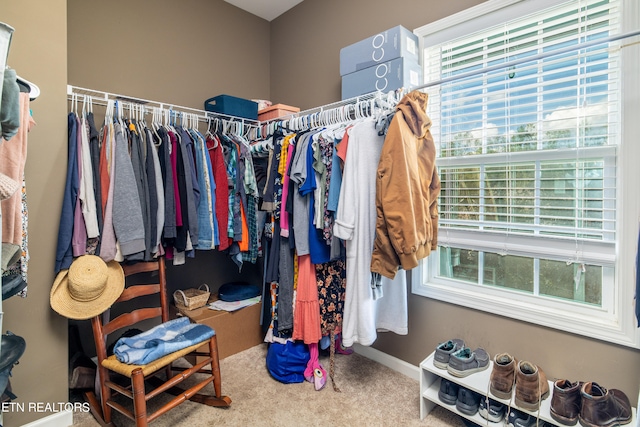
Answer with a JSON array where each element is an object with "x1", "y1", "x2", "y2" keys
[{"x1": 50, "y1": 255, "x2": 124, "y2": 320}]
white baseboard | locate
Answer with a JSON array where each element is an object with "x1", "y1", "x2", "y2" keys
[
  {"x1": 20, "y1": 410, "x2": 73, "y2": 427},
  {"x1": 353, "y1": 343, "x2": 421, "y2": 381}
]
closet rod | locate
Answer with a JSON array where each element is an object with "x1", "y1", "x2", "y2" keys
[
  {"x1": 66, "y1": 85, "x2": 259, "y2": 126},
  {"x1": 260, "y1": 91, "x2": 382, "y2": 125},
  {"x1": 411, "y1": 28, "x2": 640, "y2": 93},
  {"x1": 264, "y1": 28, "x2": 640, "y2": 125}
]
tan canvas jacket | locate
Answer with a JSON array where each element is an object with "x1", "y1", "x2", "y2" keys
[{"x1": 370, "y1": 90, "x2": 440, "y2": 279}]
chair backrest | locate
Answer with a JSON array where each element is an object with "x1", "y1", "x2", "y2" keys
[{"x1": 90, "y1": 257, "x2": 169, "y2": 365}]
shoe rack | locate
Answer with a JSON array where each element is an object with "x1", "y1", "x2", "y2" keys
[{"x1": 419, "y1": 351, "x2": 638, "y2": 426}]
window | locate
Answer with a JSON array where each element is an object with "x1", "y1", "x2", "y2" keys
[{"x1": 413, "y1": 0, "x2": 640, "y2": 347}]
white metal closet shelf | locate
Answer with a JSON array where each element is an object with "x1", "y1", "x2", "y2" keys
[{"x1": 66, "y1": 85, "x2": 260, "y2": 127}]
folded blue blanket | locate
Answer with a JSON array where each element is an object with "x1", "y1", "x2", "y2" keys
[{"x1": 113, "y1": 317, "x2": 215, "y2": 365}]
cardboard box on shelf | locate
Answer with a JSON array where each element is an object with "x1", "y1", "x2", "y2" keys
[
  {"x1": 340, "y1": 25, "x2": 419, "y2": 76},
  {"x1": 258, "y1": 104, "x2": 300, "y2": 121},
  {"x1": 172, "y1": 298, "x2": 264, "y2": 360},
  {"x1": 341, "y1": 56, "x2": 422, "y2": 100}
]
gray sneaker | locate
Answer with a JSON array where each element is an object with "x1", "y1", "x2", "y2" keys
[
  {"x1": 447, "y1": 347, "x2": 490, "y2": 377},
  {"x1": 433, "y1": 338, "x2": 465, "y2": 369},
  {"x1": 456, "y1": 386, "x2": 482, "y2": 416}
]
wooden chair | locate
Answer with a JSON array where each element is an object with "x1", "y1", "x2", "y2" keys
[{"x1": 85, "y1": 257, "x2": 231, "y2": 427}]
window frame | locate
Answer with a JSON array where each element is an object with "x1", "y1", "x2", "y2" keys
[{"x1": 412, "y1": 0, "x2": 640, "y2": 349}]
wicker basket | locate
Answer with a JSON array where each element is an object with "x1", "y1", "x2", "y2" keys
[{"x1": 173, "y1": 284, "x2": 210, "y2": 312}]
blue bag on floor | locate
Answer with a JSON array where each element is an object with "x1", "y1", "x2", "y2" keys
[{"x1": 266, "y1": 341, "x2": 309, "y2": 384}]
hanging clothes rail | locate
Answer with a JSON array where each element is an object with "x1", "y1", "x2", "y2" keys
[
  {"x1": 260, "y1": 91, "x2": 383, "y2": 126},
  {"x1": 66, "y1": 85, "x2": 260, "y2": 128},
  {"x1": 258, "y1": 90, "x2": 400, "y2": 136}
]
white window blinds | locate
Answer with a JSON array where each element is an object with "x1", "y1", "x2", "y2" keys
[{"x1": 424, "y1": 0, "x2": 620, "y2": 266}]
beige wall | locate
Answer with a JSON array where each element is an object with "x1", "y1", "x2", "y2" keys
[
  {"x1": 67, "y1": 0, "x2": 270, "y2": 110},
  {"x1": 271, "y1": 0, "x2": 640, "y2": 401},
  {"x1": 0, "y1": 0, "x2": 69, "y2": 425}
]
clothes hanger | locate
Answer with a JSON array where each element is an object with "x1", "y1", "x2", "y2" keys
[
  {"x1": 82, "y1": 95, "x2": 88, "y2": 120},
  {"x1": 106, "y1": 99, "x2": 114, "y2": 124},
  {"x1": 140, "y1": 104, "x2": 147, "y2": 130},
  {"x1": 16, "y1": 74, "x2": 40, "y2": 101},
  {"x1": 151, "y1": 107, "x2": 161, "y2": 145},
  {"x1": 205, "y1": 117, "x2": 213, "y2": 138},
  {"x1": 320, "y1": 110, "x2": 329, "y2": 127},
  {"x1": 114, "y1": 100, "x2": 121, "y2": 125},
  {"x1": 211, "y1": 118, "x2": 221, "y2": 148},
  {"x1": 360, "y1": 99, "x2": 368, "y2": 118},
  {"x1": 192, "y1": 113, "x2": 199, "y2": 132},
  {"x1": 236, "y1": 120, "x2": 243, "y2": 138},
  {"x1": 243, "y1": 122, "x2": 253, "y2": 140},
  {"x1": 236, "y1": 121, "x2": 244, "y2": 139},
  {"x1": 166, "y1": 109, "x2": 174, "y2": 130}
]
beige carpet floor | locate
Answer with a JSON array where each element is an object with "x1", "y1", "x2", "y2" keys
[{"x1": 72, "y1": 343, "x2": 466, "y2": 427}]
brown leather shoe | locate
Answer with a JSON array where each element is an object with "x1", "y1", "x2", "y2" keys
[
  {"x1": 489, "y1": 353, "x2": 516, "y2": 399},
  {"x1": 579, "y1": 382, "x2": 632, "y2": 427},
  {"x1": 514, "y1": 360, "x2": 549, "y2": 410},
  {"x1": 551, "y1": 379, "x2": 581, "y2": 425}
]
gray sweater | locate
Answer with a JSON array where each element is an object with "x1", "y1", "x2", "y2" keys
[{"x1": 112, "y1": 123, "x2": 146, "y2": 256}]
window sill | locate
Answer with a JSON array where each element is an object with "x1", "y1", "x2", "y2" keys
[{"x1": 411, "y1": 270, "x2": 640, "y2": 349}]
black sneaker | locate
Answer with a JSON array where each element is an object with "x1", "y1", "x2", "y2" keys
[
  {"x1": 507, "y1": 408, "x2": 538, "y2": 427},
  {"x1": 479, "y1": 396, "x2": 507, "y2": 422},
  {"x1": 438, "y1": 378, "x2": 459, "y2": 405},
  {"x1": 456, "y1": 386, "x2": 482, "y2": 416}
]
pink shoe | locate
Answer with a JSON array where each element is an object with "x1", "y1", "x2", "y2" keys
[
  {"x1": 335, "y1": 334, "x2": 353, "y2": 355},
  {"x1": 313, "y1": 367, "x2": 327, "y2": 391}
]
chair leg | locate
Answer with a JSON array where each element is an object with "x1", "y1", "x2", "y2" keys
[
  {"x1": 83, "y1": 390, "x2": 116, "y2": 427},
  {"x1": 209, "y1": 335, "x2": 223, "y2": 398},
  {"x1": 131, "y1": 368, "x2": 148, "y2": 427},
  {"x1": 97, "y1": 364, "x2": 113, "y2": 424}
]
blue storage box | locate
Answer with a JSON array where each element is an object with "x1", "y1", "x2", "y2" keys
[
  {"x1": 341, "y1": 57, "x2": 422, "y2": 100},
  {"x1": 340, "y1": 25, "x2": 419, "y2": 76},
  {"x1": 204, "y1": 95, "x2": 258, "y2": 121}
]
